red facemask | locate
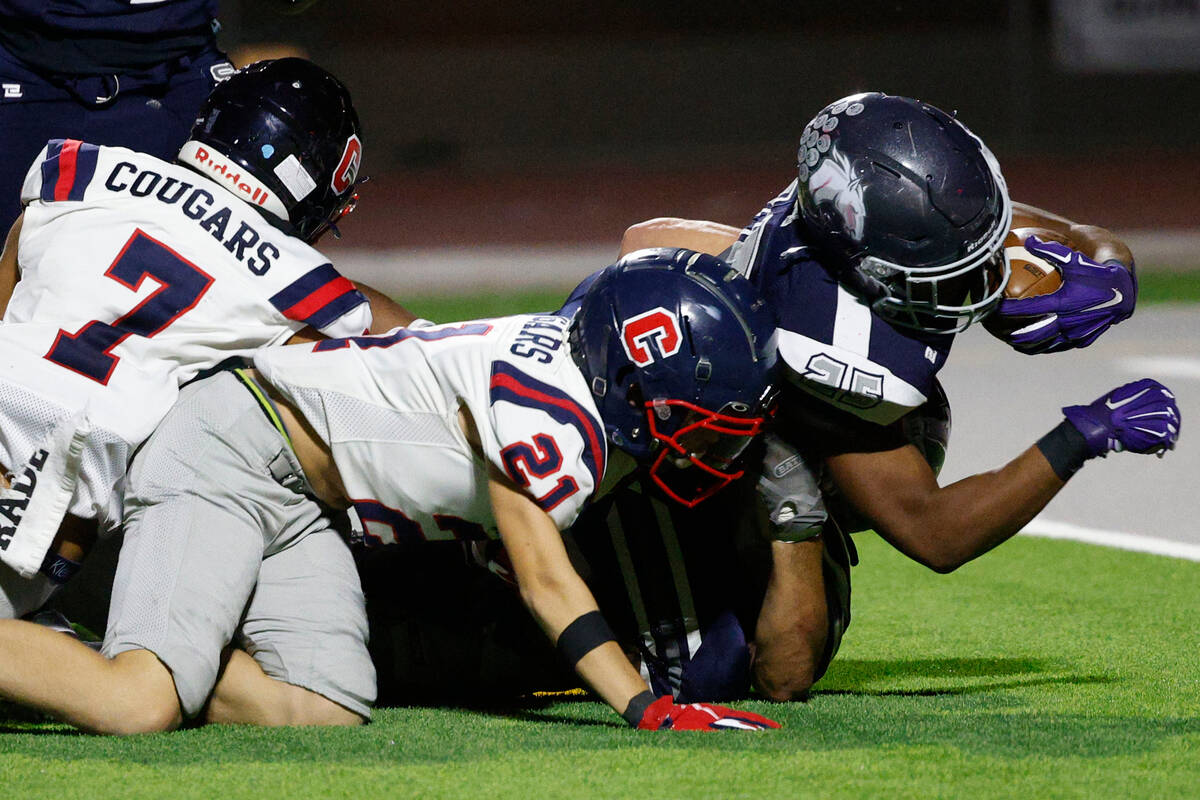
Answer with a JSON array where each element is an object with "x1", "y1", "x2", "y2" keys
[{"x1": 642, "y1": 398, "x2": 769, "y2": 507}]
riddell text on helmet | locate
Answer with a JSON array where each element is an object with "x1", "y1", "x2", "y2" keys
[{"x1": 178, "y1": 141, "x2": 289, "y2": 220}]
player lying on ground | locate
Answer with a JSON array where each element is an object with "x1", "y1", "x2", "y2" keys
[
  {"x1": 559, "y1": 92, "x2": 1179, "y2": 701},
  {"x1": 361, "y1": 367, "x2": 1180, "y2": 706},
  {"x1": 0, "y1": 248, "x2": 783, "y2": 733},
  {"x1": 0, "y1": 58, "x2": 417, "y2": 622}
]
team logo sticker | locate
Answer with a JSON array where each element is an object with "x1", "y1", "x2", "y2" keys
[
  {"x1": 620, "y1": 307, "x2": 682, "y2": 366},
  {"x1": 209, "y1": 62, "x2": 237, "y2": 83},
  {"x1": 331, "y1": 134, "x2": 362, "y2": 195},
  {"x1": 807, "y1": 148, "x2": 866, "y2": 242}
]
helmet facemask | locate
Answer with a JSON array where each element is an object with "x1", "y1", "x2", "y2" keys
[
  {"x1": 861, "y1": 193, "x2": 1012, "y2": 333},
  {"x1": 569, "y1": 248, "x2": 779, "y2": 508},
  {"x1": 642, "y1": 394, "x2": 773, "y2": 508}
]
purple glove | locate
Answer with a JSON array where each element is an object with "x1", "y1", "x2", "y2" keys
[
  {"x1": 992, "y1": 236, "x2": 1136, "y2": 355},
  {"x1": 1063, "y1": 379, "x2": 1181, "y2": 458}
]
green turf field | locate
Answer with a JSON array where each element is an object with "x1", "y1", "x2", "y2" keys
[
  {"x1": 3, "y1": 534, "x2": 1198, "y2": 799},
  {"x1": 3, "y1": 286, "x2": 1197, "y2": 797}
]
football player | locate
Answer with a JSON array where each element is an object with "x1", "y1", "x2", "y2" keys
[
  {"x1": 565, "y1": 92, "x2": 1180, "y2": 700},
  {"x1": 0, "y1": 1, "x2": 235, "y2": 237},
  {"x1": 0, "y1": 247, "x2": 784, "y2": 733},
  {"x1": 0, "y1": 59, "x2": 416, "y2": 622}
]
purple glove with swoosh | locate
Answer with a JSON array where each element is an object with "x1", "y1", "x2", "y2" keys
[
  {"x1": 991, "y1": 236, "x2": 1137, "y2": 355},
  {"x1": 1063, "y1": 379, "x2": 1181, "y2": 457}
]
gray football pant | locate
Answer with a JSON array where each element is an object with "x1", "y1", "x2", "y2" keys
[{"x1": 102, "y1": 371, "x2": 375, "y2": 719}]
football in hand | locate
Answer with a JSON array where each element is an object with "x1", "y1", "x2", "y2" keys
[{"x1": 1001, "y1": 227, "x2": 1064, "y2": 299}]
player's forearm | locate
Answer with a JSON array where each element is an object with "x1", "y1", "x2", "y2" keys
[
  {"x1": 875, "y1": 446, "x2": 1064, "y2": 572},
  {"x1": 619, "y1": 218, "x2": 740, "y2": 258},
  {"x1": 356, "y1": 282, "x2": 419, "y2": 331},
  {"x1": 753, "y1": 540, "x2": 827, "y2": 701},
  {"x1": 517, "y1": 562, "x2": 648, "y2": 714},
  {"x1": 492, "y1": 476, "x2": 648, "y2": 717},
  {"x1": 1012, "y1": 202, "x2": 1133, "y2": 268}
]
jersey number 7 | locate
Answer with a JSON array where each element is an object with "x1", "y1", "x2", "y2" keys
[{"x1": 44, "y1": 230, "x2": 214, "y2": 384}]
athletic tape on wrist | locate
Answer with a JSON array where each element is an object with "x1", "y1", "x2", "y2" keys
[
  {"x1": 621, "y1": 690, "x2": 657, "y2": 727},
  {"x1": 555, "y1": 610, "x2": 616, "y2": 669},
  {"x1": 1036, "y1": 419, "x2": 1092, "y2": 481}
]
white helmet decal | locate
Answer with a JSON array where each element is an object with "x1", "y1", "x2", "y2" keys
[{"x1": 807, "y1": 148, "x2": 866, "y2": 242}]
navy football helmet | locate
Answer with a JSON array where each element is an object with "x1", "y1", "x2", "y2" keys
[
  {"x1": 794, "y1": 92, "x2": 1012, "y2": 332},
  {"x1": 178, "y1": 58, "x2": 363, "y2": 243},
  {"x1": 569, "y1": 248, "x2": 779, "y2": 506}
]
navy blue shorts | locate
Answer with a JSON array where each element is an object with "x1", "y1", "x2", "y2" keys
[{"x1": 0, "y1": 44, "x2": 232, "y2": 235}]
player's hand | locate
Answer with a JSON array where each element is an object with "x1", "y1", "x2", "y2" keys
[
  {"x1": 991, "y1": 237, "x2": 1136, "y2": 354},
  {"x1": 1063, "y1": 378, "x2": 1180, "y2": 457},
  {"x1": 636, "y1": 695, "x2": 780, "y2": 731}
]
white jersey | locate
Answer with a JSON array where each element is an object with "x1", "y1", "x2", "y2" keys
[
  {"x1": 0, "y1": 139, "x2": 371, "y2": 576},
  {"x1": 254, "y1": 314, "x2": 608, "y2": 543}
]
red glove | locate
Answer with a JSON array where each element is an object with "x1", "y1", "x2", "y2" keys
[{"x1": 636, "y1": 695, "x2": 780, "y2": 731}]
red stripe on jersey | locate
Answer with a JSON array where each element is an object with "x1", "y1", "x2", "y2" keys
[
  {"x1": 53, "y1": 139, "x2": 82, "y2": 202},
  {"x1": 489, "y1": 371, "x2": 607, "y2": 486},
  {"x1": 280, "y1": 275, "x2": 358, "y2": 322}
]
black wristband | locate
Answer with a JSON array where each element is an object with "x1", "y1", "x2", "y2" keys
[
  {"x1": 621, "y1": 690, "x2": 657, "y2": 727},
  {"x1": 1036, "y1": 419, "x2": 1093, "y2": 481},
  {"x1": 39, "y1": 552, "x2": 83, "y2": 585},
  {"x1": 555, "y1": 610, "x2": 616, "y2": 669}
]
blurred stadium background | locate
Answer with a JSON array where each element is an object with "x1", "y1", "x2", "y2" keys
[
  {"x1": 221, "y1": 0, "x2": 1200, "y2": 293},
  {"x1": 218, "y1": 0, "x2": 1199, "y2": 546}
]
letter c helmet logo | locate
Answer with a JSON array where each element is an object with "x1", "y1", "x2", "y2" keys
[
  {"x1": 331, "y1": 134, "x2": 362, "y2": 195},
  {"x1": 621, "y1": 307, "x2": 682, "y2": 366}
]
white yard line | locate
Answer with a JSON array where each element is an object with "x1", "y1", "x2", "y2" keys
[
  {"x1": 1116, "y1": 356, "x2": 1200, "y2": 381},
  {"x1": 1021, "y1": 518, "x2": 1200, "y2": 561}
]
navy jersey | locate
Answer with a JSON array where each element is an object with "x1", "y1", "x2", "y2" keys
[
  {"x1": 726, "y1": 181, "x2": 955, "y2": 426},
  {"x1": 0, "y1": 0, "x2": 216, "y2": 36},
  {"x1": 0, "y1": 0, "x2": 217, "y2": 74}
]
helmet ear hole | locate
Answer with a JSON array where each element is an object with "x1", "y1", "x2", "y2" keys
[{"x1": 622, "y1": 375, "x2": 643, "y2": 409}]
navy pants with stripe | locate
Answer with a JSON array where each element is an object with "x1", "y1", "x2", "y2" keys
[{"x1": 0, "y1": 42, "x2": 231, "y2": 237}]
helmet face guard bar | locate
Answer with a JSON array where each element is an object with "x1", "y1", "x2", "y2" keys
[{"x1": 643, "y1": 398, "x2": 769, "y2": 507}]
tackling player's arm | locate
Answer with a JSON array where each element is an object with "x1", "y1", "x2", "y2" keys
[
  {"x1": 356, "y1": 282, "x2": 419, "y2": 331},
  {"x1": 619, "y1": 218, "x2": 740, "y2": 258},
  {"x1": 753, "y1": 539, "x2": 827, "y2": 701},
  {"x1": 0, "y1": 213, "x2": 22, "y2": 317},
  {"x1": 487, "y1": 467, "x2": 650, "y2": 716},
  {"x1": 489, "y1": 465, "x2": 779, "y2": 730},
  {"x1": 284, "y1": 281, "x2": 420, "y2": 345}
]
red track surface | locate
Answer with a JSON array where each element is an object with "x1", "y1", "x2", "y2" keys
[{"x1": 325, "y1": 151, "x2": 1199, "y2": 254}]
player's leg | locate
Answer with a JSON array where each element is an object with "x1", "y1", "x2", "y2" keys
[
  {"x1": 79, "y1": 47, "x2": 229, "y2": 166},
  {"x1": 205, "y1": 650, "x2": 364, "y2": 727},
  {"x1": 205, "y1": 522, "x2": 374, "y2": 727},
  {"x1": 102, "y1": 371, "x2": 345, "y2": 729},
  {"x1": 0, "y1": 618, "x2": 179, "y2": 734}
]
